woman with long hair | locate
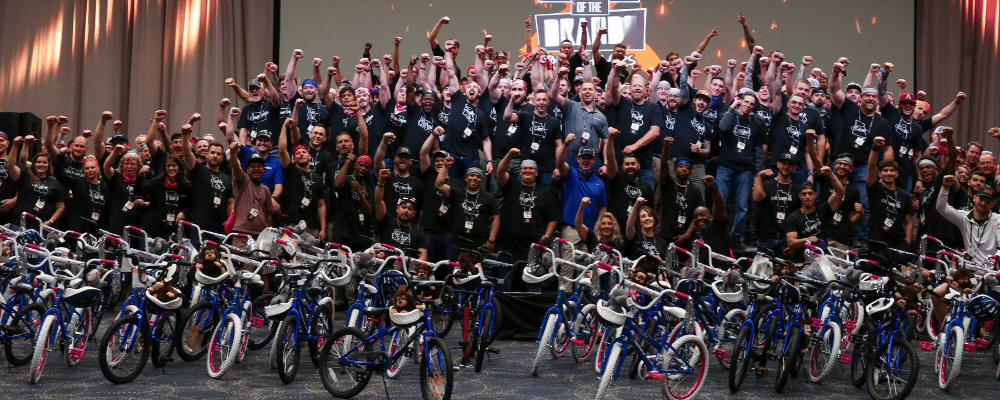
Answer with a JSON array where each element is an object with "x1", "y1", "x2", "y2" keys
[
  {"x1": 625, "y1": 197, "x2": 667, "y2": 259},
  {"x1": 141, "y1": 154, "x2": 191, "y2": 238},
  {"x1": 7, "y1": 137, "x2": 65, "y2": 228},
  {"x1": 63, "y1": 155, "x2": 108, "y2": 234}
]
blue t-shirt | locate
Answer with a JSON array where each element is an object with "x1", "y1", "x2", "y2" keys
[
  {"x1": 561, "y1": 167, "x2": 608, "y2": 228},
  {"x1": 238, "y1": 145, "x2": 284, "y2": 191}
]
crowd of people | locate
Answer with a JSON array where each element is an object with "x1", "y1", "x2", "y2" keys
[{"x1": 7, "y1": 13, "x2": 998, "y2": 292}]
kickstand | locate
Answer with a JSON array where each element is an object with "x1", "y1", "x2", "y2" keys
[{"x1": 380, "y1": 370, "x2": 391, "y2": 400}]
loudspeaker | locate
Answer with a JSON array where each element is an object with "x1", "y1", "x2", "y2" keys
[
  {"x1": 0, "y1": 112, "x2": 21, "y2": 137},
  {"x1": 19, "y1": 112, "x2": 41, "y2": 137}
]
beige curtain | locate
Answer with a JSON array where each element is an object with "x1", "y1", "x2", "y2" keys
[
  {"x1": 0, "y1": 0, "x2": 273, "y2": 141},
  {"x1": 916, "y1": 0, "x2": 1000, "y2": 152}
]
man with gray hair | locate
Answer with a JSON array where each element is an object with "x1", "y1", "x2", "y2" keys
[{"x1": 496, "y1": 148, "x2": 558, "y2": 291}]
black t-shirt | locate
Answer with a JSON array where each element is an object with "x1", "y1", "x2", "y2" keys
[
  {"x1": 282, "y1": 165, "x2": 326, "y2": 229},
  {"x1": 390, "y1": 101, "x2": 436, "y2": 163},
  {"x1": 441, "y1": 92, "x2": 491, "y2": 159},
  {"x1": 448, "y1": 189, "x2": 499, "y2": 246},
  {"x1": 659, "y1": 179, "x2": 705, "y2": 240},
  {"x1": 783, "y1": 203, "x2": 834, "y2": 242},
  {"x1": 325, "y1": 100, "x2": 348, "y2": 138},
  {"x1": 376, "y1": 216, "x2": 425, "y2": 251},
  {"x1": 187, "y1": 163, "x2": 234, "y2": 234},
  {"x1": 308, "y1": 147, "x2": 335, "y2": 177},
  {"x1": 881, "y1": 104, "x2": 932, "y2": 177},
  {"x1": 14, "y1": 174, "x2": 64, "y2": 223},
  {"x1": 668, "y1": 99, "x2": 713, "y2": 161},
  {"x1": 141, "y1": 180, "x2": 191, "y2": 238},
  {"x1": 757, "y1": 179, "x2": 801, "y2": 240},
  {"x1": 0, "y1": 160, "x2": 18, "y2": 224},
  {"x1": 515, "y1": 110, "x2": 563, "y2": 172},
  {"x1": 327, "y1": 173, "x2": 373, "y2": 242},
  {"x1": 692, "y1": 219, "x2": 730, "y2": 263},
  {"x1": 492, "y1": 97, "x2": 527, "y2": 159},
  {"x1": 382, "y1": 172, "x2": 424, "y2": 219},
  {"x1": 816, "y1": 175, "x2": 860, "y2": 244},
  {"x1": 716, "y1": 109, "x2": 767, "y2": 172},
  {"x1": 106, "y1": 173, "x2": 146, "y2": 234},
  {"x1": 64, "y1": 177, "x2": 108, "y2": 233},
  {"x1": 916, "y1": 173, "x2": 966, "y2": 248},
  {"x1": 629, "y1": 233, "x2": 668, "y2": 259},
  {"x1": 237, "y1": 100, "x2": 282, "y2": 145},
  {"x1": 420, "y1": 168, "x2": 463, "y2": 233},
  {"x1": 867, "y1": 181, "x2": 912, "y2": 243},
  {"x1": 498, "y1": 180, "x2": 559, "y2": 252},
  {"x1": 769, "y1": 110, "x2": 810, "y2": 167},
  {"x1": 835, "y1": 99, "x2": 892, "y2": 163},
  {"x1": 605, "y1": 173, "x2": 653, "y2": 234},
  {"x1": 753, "y1": 102, "x2": 774, "y2": 132},
  {"x1": 298, "y1": 97, "x2": 330, "y2": 143},
  {"x1": 610, "y1": 98, "x2": 665, "y2": 170},
  {"x1": 346, "y1": 104, "x2": 388, "y2": 158}
]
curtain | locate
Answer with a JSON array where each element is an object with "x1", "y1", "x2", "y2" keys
[
  {"x1": 0, "y1": 0, "x2": 273, "y2": 141},
  {"x1": 917, "y1": 0, "x2": 1000, "y2": 152}
]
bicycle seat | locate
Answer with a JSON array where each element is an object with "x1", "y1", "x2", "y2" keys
[
  {"x1": 63, "y1": 286, "x2": 102, "y2": 308},
  {"x1": 35, "y1": 274, "x2": 57, "y2": 285},
  {"x1": 11, "y1": 283, "x2": 34, "y2": 296},
  {"x1": 363, "y1": 307, "x2": 391, "y2": 316},
  {"x1": 264, "y1": 300, "x2": 293, "y2": 318},
  {"x1": 389, "y1": 307, "x2": 423, "y2": 326}
]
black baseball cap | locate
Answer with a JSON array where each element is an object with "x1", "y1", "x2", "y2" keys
[
  {"x1": 398, "y1": 196, "x2": 418, "y2": 208},
  {"x1": 395, "y1": 147, "x2": 413, "y2": 158},
  {"x1": 111, "y1": 134, "x2": 129, "y2": 144},
  {"x1": 977, "y1": 187, "x2": 996, "y2": 202},
  {"x1": 778, "y1": 153, "x2": 796, "y2": 163},
  {"x1": 247, "y1": 153, "x2": 266, "y2": 165},
  {"x1": 578, "y1": 147, "x2": 597, "y2": 158}
]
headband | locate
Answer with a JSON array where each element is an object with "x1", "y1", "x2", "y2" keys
[
  {"x1": 918, "y1": 158, "x2": 939, "y2": 169},
  {"x1": 302, "y1": 79, "x2": 318, "y2": 88},
  {"x1": 674, "y1": 159, "x2": 692, "y2": 168},
  {"x1": 835, "y1": 156, "x2": 854, "y2": 167}
]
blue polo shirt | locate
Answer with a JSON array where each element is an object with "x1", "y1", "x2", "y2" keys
[
  {"x1": 238, "y1": 145, "x2": 284, "y2": 191},
  {"x1": 561, "y1": 167, "x2": 607, "y2": 229}
]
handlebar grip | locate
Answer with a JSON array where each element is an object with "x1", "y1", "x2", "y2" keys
[
  {"x1": 926, "y1": 235, "x2": 939, "y2": 242},
  {"x1": 674, "y1": 246, "x2": 690, "y2": 255},
  {"x1": 693, "y1": 240, "x2": 707, "y2": 247},
  {"x1": 100, "y1": 259, "x2": 116, "y2": 265},
  {"x1": 555, "y1": 237, "x2": 569, "y2": 244},
  {"x1": 924, "y1": 256, "x2": 940, "y2": 263},
  {"x1": 25, "y1": 243, "x2": 42, "y2": 250},
  {"x1": 597, "y1": 261, "x2": 613, "y2": 271},
  {"x1": 448, "y1": 261, "x2": 460, "y2": 267},
  {"x1": 0, "y1": 233, "x2": 7, "y2": 240},
  {"x1": 168, "y1": 254, "x2": 183, "y2": 260},
  {"x1": 24, "y1": 212, "x2": 36, "y2": 219},
  {"x1": 175, "y1": 244, "x2": 189, "y2": 250},
  {"x1": 532, "y1": 243, "x2": 549, "y2": 250},
  {"x1": 180, "y1": 221, "x2": 193, "y2": 226},
  {"x1": 128, "y1": 226, "x2": 142, "y2": 232},
  {"x1": 599, "y1": 243, "x2": 612, "y2": 250},
  {"x1": 281, "y1": 228, "x2": 294, "y2": 235},
  {"x1": 673, "y1": 291, "x2": 690, "y2": 300},
  {"x1": 106, "y1": 236, "x2": 121, "y2": 244},
  {"x1": 275, "y1": 239, "x2": 288, "y2": 245},
  {"x1": 329, "y1": 242, "x2": 341, "y2": 248},
  {"x1": 205, "y1": 240, "x2": 219, "y2": 247},
  {"x1": 939, "y1": 251, "x2": 958, "y2": 258},
  {"x1": 804, "y1": 244, "x2": 820, "y2": 250},
  {"x1": 236, "y1": 233, "x2": 248, "y2": 238},
  {"x1": 383, "y1": 243, "x2": 397, "y2": 250}
]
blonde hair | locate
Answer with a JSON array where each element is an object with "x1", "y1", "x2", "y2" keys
[{"x1": 597, "y1": 212, "x2": 624, "y2": 244}]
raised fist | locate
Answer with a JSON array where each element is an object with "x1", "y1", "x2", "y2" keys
[
  {"x1": 564, "y1": 133, "x2": 576, "y2": 144},
  {"x1": 46, "y1": 116, "x2": 58, "y2": 126},
  {"x1": 988, "y1": 127, "x2": 1000, "y2": 138},
  {"x1": 943, "y1": 175, "x2": 958, "y2": 188},
  {"x1": 82, "y1": 130, "x2": 93, "y2": 138},
  {"x1": 101, "y1": 111, "x2": 114, "y2": 121},
  {"x1": 364, "y1": 43, "x2": 373, "y2": 51},
  {"x1": 189, "y1": 113, "x2": 202, "y2": 123},
  {"x1": 608, "y1": 127, "x2": 620, "y2": 140},
  {"x1": 869, "y1": 63, "x2": 881, "y2": 74},
  {"x1": 421, "y1": 53, "x2": 431, "y2": 63},
  {"x1": 883, "y1": 62, "x2": 894, "y2": 73},
  {"x1": 581, "y1": 197, "x2": 591, "y2": 206},
  {"x1": 440, "y1": 16, "x2": 451, "y2": 24},
  {"x1": 256, "y1": 73, "x2": 268, "y2": 83},
  {"x1": 230, "y1": 107, "x2": 241, "y2": 117},
  {"x1": 379, "y1": 168, "x2": 391, "y2": 180},
  {"x1": 498, "y1": 63, "x2": 510, "y2": 73},
  {"x1": 218, "y1": 122, "x2": 227, "y2": 132},
  {"x1": 758, "y1": 169, "x2": 774, "y2": 179},
  {"x1": 225, "y1": 78, "x2": 236, "y2": 86},
  {"x1": 313, "y1": 58, "x2": 322, "y2": 67},
  {"x1": 230, "y1": 140, "x2": 240, "y2": 151},
  {"x1": 819, "y1": 166, "x2": 832, "y2": 176},
  {"x1": 940, "y1": 127, "x2": 953, "y2": 138},
  {"x1": 382, "y1": 133, "x2": 396, "y2": 143},
  {"x1": 805, "y1": 129, "x2": 817, "y2": 140},
  {"x1": 395, "y1": 37, "x2": 402, "y2": 46},
  {"x1": 331, "y1": 56, "x2": 341, "y2": 66},
  {"x1": 752, "y1": 46, "x2": 764, "y2": 56},
  {"x1": 664, "y1": 136, "x2": 674, "y2": 147},
  {"x1": 689, "y1": 70, "x2": 703, "y2": 80},
  {"x1": 801, "y1": 56, "x2": 813, "y2": 66},
  {"x1": 872, "y1": 136, "x2": 886, "y2": 149},
  {"x1": 220, "y1": 98, "x2": 231, "y2": 107},
  {"x1": 703, "y1": 175, "x2": 716, "y2": 186},
  {"x1": 154, "y1": 110, "x2": 168, "y2": 120},
  {"x1": 832, "y1": 63, "x2": 845, "y2": 74},
  {"x1": 525, "y1": 17, "x2": 531, "y2": 29},
  {"x1": 895, "y1": 79, "x2": 906, "y2": 88},
  {"x1": 956, "y1": 92, "x2": 967, "y2": 104},
  {"x1": 181, "y1": 124, "x2": 193, "y2": 135},
  {"x1": 598, "y1": 27, "x2": 608, "y2": 36},
  {"x1": 727, "y1": 59, "x2": 738, "y2": 69},
  {"x1": 690, "y1": 51, "x2": 703, "y2": 61},
  {"x1": 327, "y1": 67, "x2": 337, "y2": 76},
  {"x1": 837, "y1": 57, "x2": 850, "y2": 67},
  {"x1": 293, "y1": 49, "x2": 304, "y2": 59},
  {"x1": 295, "y1": 98, "x2": 306, "y2": 107},
  {"x1": 508, "y1": 148, "x2": 521, "y2": 158},
  {"x1": 113, "y1": 120, "x2": 123, "y2": 130}
]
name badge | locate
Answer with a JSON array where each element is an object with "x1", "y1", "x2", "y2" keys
[
  {"x1": 832, "y1": 211, "x2": 842, "y2": 225},
  {"x1": 34, "y1": 200, "x2": 45, "y2": 210},
  {"x1": 167, "y1": 213, "x2": 176, "y2": 222},
  {"x1": 358, "y1": 213, "x2": 365, "y2": 222},
  {"x1": 507, "y1": 125, "x2": 517, "y2": 135},
  {"x1": 91, "y1": 212, "x2": 100, "y2": 221},
  {"x1": 899, "y1": 146, "x2": 908, "y2": 158},
  {"x1": 582, "y1": 131, "x2": 591, "y2": 141},
  {"x1": 530, "y1": 142, "x2": 540, "y2": 152},
  {"x1": 631, "y1": 122, "x2": 641, "y2": 134},
  {"x1": 737, "y1": 141, "x2": 746, "y2": 152},
  {"x1": 298, "y1": 220, "x2": 307, "y2": 230},
  {"x1": 854, "y1": 137, "x2": 864, "y2": 148},
  {"x1": 438, "y1": 204, "x2": 449, "y2": 215},
  {"x1": 464, "y1": 127, "x2": 473, "y2": 137},
  {"x1": 789, "y1": 146, "x2": 798, "y2": 155},
  {"x1": 776, "y1": 212, "x2": 785, "y2": 223},
  {"x1": 249, "y1": 208, "x2": 260, "y2": 219},
  {"x1": 301, "y1": 197, "x2": 311, "y2": 208},
  {"x1": 464, "y1": 220, "x2": 474, "y2": 233},
  {"x1": 882, "y1": 217, "x2": 893, "y2": 231},
  {"x1": 123, "y1": 201, "x2": 134, "y2": 212},
  {"x1": 677, "y1": 215, "x2": 686, "y2": 226},
  {"x1": 627, "y1": 205, "x2": 633, "y2": 215},
  {"x1": 523, "y1": 210, "x2": 532, "y2": 222},
  {"x1": 213, "y1": 197, "x2": 221, "y2": 206},
  {"x1": 307, "y1": 124, "x2": 315, "y2": 133}
]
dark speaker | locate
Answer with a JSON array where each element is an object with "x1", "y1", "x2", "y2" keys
[
  {"x1": 0, "y1": 112, "x2": 21, "y2": 137},
  {"x1": 19, "y1": 112, "x2": 41, "y2": 137}
]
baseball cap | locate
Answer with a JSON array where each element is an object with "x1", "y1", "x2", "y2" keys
[
  {"x1": 666, "y1": 87, "x2": 682, "y2": 96},
  {"x1": 432, "y1": 150, "x2": 450, "y2": 159},
  {"x1": 573, "y1": 75, "x2": 584, "y2": 82},
  {"x1": 898, "y1": 93, "x2": 917, "y2": 104},
  {"x1": 494, "y1": 51, "x2": 508, "y2": 59},
  {"x1": 693, "y1": 90, "x2": 711, "y2": 101},
  {"x1": 111, "y1": 133, "x2": 129, "y2": 143},
  {"x1": 861, "y1": 87, "x2": 879, "y2": 95},
  {"x1": 578, "y1": 147, "x2": 597, "y2": 158},
  {"x1": 846, "y1": 82, "x2": 862, "y2": 92},
  {"x1": 398, "y1": 196, "x2": 418, "y2": 208},
  {"x1": 395, "y1": 147, "x2": 413, "y2": 158},
  {"x1": 977, "y1": 186, "x2": 996, "y2": 201},
  {"x1": 656, "y1": 81, "x2": 671, "y2": 89},
  {"x1": 778, "y1": 153, "x2": 796, "y2": 163},
  {"x1": 247, "y1": 153, "x2": 266, "y2": 165},
  {"x1": 807, "y1": 78, "x2": 820, "y2": 88},
  {"x1": 247, "y1": 80, "x2": 262, "y2": 90},
  {"x1": 812, "y1": 87, "x2": 828, "y2": 96},
  {"x1": 738, "y1": 87, "x2": 756, "y2": 97},
  {"x1": 254, "y1": 131, "x2": 272, "y2": 141}
]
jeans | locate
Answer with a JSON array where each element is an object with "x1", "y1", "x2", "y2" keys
[
  {"x1": 716, "y1": 166, "x2": 753, "y2": 242},
  {"x1": 849, "y1": 165, "x2": 870, "y2": 245},
  {"x1": 538, "y1": 171, "x2": 554, "y2": 190},
  {"x1": 897, "y1": 171, "x2": 914, "y2": 193},
  {"x1": 448, "y1": 155, "x2": 479, "y2": 181},
  {"x1": 423, "y1": 230, "x2": 451, "y2": 264},
  {"x1": 637, "y1": 168, "x2": 654, "y2": 188}
]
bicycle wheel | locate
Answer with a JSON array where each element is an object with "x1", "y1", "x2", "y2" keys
[
  {"x1": 715, "y1": 309, "x2": 748, "y2": 369},
  {"x1": 661, "y1": 334, "x2": 708, "y2": 400},
  {"x1": 531, "y1": 313, "x2": 557, "y2": 376},
  {"x1": 275, "y1": 315, "x2": 301, "y2": 383},
  {"x1": 175, "y1": 301, "x2": 215, "y2": 361},
  {"x1": 4, "y1": 302, "x2": 45, "y2": 366},
  {"x1": 431, "y1": 305, "x2": 454, "y2": 338},
  {"x1": 206, "y1": 312, "x2": 242, "y2": 378},
  {"x1": 150, "y1": 310, "x2": 179, "y2": 368},
  {"x1": 850, "y1": 323, "x2": 874, "y2": 387},
  {"x1": 807, "y1": 319, "x2": 842, "y2": 384},
  {"x1": 866, "y1": 338, "x2": 919, "y2": 400},
  {"x1": 236, "y1": 300, "x2": 253, "y2": 364},
  {"x1": 595, "y1": 342, "x2": 624, "y2": 400},
  {"x1": 937, "y1": 325, "x2": 963, "y2": 390},
  {"x1": 309, "y1": 305, "x2": 334, "y2": 368},
  {"x1": 98, "y1": 314, "x2": 151, "y2": 384},
  {"x1": 248, "y1": 294, "x2": 277, "y2": 350},
  {"x1": 386, "y1": 327, "x2": 412, "y2": 379},
  {"x1": 629, "y1": 321, "x2": 659, "y2": 379},
  {"x1": 728, "y1": 325, "x2": 752, "y2": 393},
  {"x1": 759, "y1": 309, "x2": 781, "y2": 369},
  {"x1": 774, "y1": 325, "x2": 800, "y2": 393},
  {"x1": 474, "y1": 306, "x2": 494, "y2": 372},
  {"x1": 345, "y1": 304, "x2": 363, "y2": 331},
  {"x1": 550, "y1": 319, "x2": 571, "y2": 359},
  {"x1": 319, "y1": 327, "x2": 372, "y2": 398},
  {"x1": 29, "y1": 314, "x2": 58, "y2": 384},
  {"x1": 570, "y1": 305, "x2": 599, "y2": 363},
  {"x1": 594, "y1": 325, "x2": 616, "y2": 374},
  {"x1": 64, "y1": 307, "x2": 91, "y2": 367},
  {"x1": 420, "y1": 336, "x2": 454, "y2": 400},
  {"x1": 486, "y1": 299, "x2": 503, "y2": 345},
  {"x1": 926, "y1": 302, "x2": 943, "y2": 339}
]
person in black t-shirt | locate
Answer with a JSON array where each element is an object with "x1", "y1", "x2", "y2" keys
[
  {"x1": 103, "y1": 145, "x2": 148, "y2": 234},
  {"x1": 607, "y1": 64, "x2": 664, "y2": 187},
  {"x1": 328, "y1": 154, "x2": 374, "y2": 250},
  {"x1": 300, "y1": 123, "x2": 334, "y2": 178},
  {"x1": 866, "y1": 136, "x2": 913, "y2": 251},
  {"x1": 236, "y1": 77, "x2": 282, "y2": 153},
  {"x1": 717, "y1": 92, "x2": 768, "y2": 245},
  {"x1": 495, "y1": 149, "x2": 558, "y2": 292},
  {"x1": 604, "y1": 128, "x2": 653, "y2": 235},
  {"x1": 625, "y1": 197, "x2": 667, "y2": 259},
  {"x1": 418, "y1": 146, "x2": 460, "y2": 263},
  {"x1": 658, "y1": 142, "x2": 705, "y2": 243},
  {"x1": 783, "y1": 167, "x2": 844, "y2": 260},
  {"x1": 753, "y1": 153, "x2": 802, "y2": 253},
  {"x1": 675, "y1": 176, "x2": 729, "y2": 263},
  {"x1": 278, "y1": 119, "x2": 327, "y2": 241},
  {"x1": 913, "y1": 128, "x2": 966, "y2": 250},
  {"x1": 7, "y1": 137, "x2": 65, "y2": 228},
  {"x1": 374, "y1": 169, "x2": 427, "y2": 260},
  {"x1": 182, "y1": 141, "x2": 233, "y2": 236},
  {"x1": 503, "y1": 88, "x2": 563, "y2": 188},
  {"x1": 373, "y1": 136, "x2": 424, "y2": 220},
  {"x1": 435, "y1": 158, "x2": 499, "y2": 260}
]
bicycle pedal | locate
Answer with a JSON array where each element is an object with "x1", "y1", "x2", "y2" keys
[
  {"x1": 70, "y1": 348, "x2": 86, "y2": 361},
  {"x1": 976, "y1": 338, "x2": 989, "y2": 349},
  {"x1": 457, "y1": 341, "x2": 469, "y2": 347},
  {"x1": 839, "y1": 353, "x2": 852, "y2": 364},
  {"x1": 963, "y1": 342, "x2": 977, "y2": 352},
  {"x1": 843, "y1": 320, "x2": 856, "y2": 330},
  {"x1": 714, "y1": 348, "x2": 728, "y2": 360},
  {"x1": 160, "y1": 355, "x2": 174, "y2": 363},
  {"x1": 251, "y1": 316, "x2": 265, "y2": 328},
  {"x1": 647, "y1": 371, "x2": 665, "y2": 381},
  {"x1": 919, "y1": 341, "x2": 934, "y2": 351},
  {"x1": 571, "y1": 339, "x2": 586, "y2": 346},
  {"x1": 810, "y1": 318, "x2": 823, "y2": 329},
  {"x1": 487, "y1": 347, "x2": 501, "y2": 354},
  {"x1": 754, "y1": 367, "x2": 768, "y2": 377}
]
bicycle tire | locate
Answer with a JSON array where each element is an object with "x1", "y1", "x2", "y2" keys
[
  {"x1": 550, "y1": 318, "x2": 570, "y2": 359},
  {"x1": 716, "y1": 309, "x2": 748, "y2": 370},
  {"x1": 594, "y1": 325, "x2": 616, "y2": 374},
  {"x1": 206, "y1": 312, "x2": 241, "y2": 378},
  {"x1": 319, "y1": 327, "x2": 372, "y2": 398},
  {"x1": 661, "y1": 334, "x2": 708, "y2": 400},
  {"x1": 420, "y1": 336, "x2": 454, "y2": 400},
  {"x1": 98, "y1": 314, "x2": 151, "y2": 384},
  {"x1": 386, "y1": 327, "x2": 412, "y2": 379},
  {"x1": 431, "y1": 305, "x2": 454, "y2": 338},
  {"x1": 866, "y1": 338, "x2": 919, "y2": 400},
  {"x1": 29, "y1": 314, "x2": 58, "y2": 384},
  {"x1": 760, "y1": 309, "x2": 781, "y2": 370},
  {"x1": 728, "y1": 324, "x2": 752, "y2": 393},
  {"x1": 309, "y1": 306, "x2": 334, "y2": 368},
  {"x1": 4, "y1": 302, "x2": 45, "y2": 366},
  {"x1": 486, "y1": 299, "x2": 503, "y2": 345},
  {"x1": 151, "y1": 310, "x2": 179, "y2": 368},
  {"x1": 474, "y1": 307, "x2": 494, "y2": 372},
  {"x1": 807, "y1": 319, "x2": 842, "y2": 384},
  {"x1": 248, "y1": 294, "x2": 277, "y2": 350},
  {"x1": 64, "y1": 308, "x2": 91, "y2": 368},
  {"x1": 629, "y1": 321, "x2": 658, "y2": 379},
  {"x1": 570, "y1": 305, "x2": 599, "y2": 363},
  {"x1": 938, "y1": 325, "x2": 963, "y2": 390},
  {"x1": 851, "y1": 323, "x2": 874, "y2": 387},
  {"x1": 236, "y1": 300, "x2": 253, "y2": 364},
  {"x1": 175, "y1": 301, "x2": 215, "y2": 361},
  {"x1": 276, "y1": 315, "x2": 301, "y2": 383},
  {"x1": 531, "y1": 314, "x2": 557, "y2": 376},
  {"x1": 595, "y1": 342, "x2": 623, "y2": 400},
  {"x1": 775, "y1": 324, "x2": 800, "y2": 393}
]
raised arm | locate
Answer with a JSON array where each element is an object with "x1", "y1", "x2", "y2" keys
[
  {"x1": 753, "y1": 169, "x2": 771, "y2": 202},
  {"x1": 604, "y1": 128, "x2": 620, "y2": 179},
  {"x1": 444, "y1": 42, "x2": 460, "y2": 90},
  {"x1": 930, "y1": 92, "x2": 967, "y2": 126},
  {"x1": 278, "y1": 118, "x2": 292, "y2": 169},
  {"x1": 419, "y1": 130, "x2": 439, "y2": 174},
  {"x1": 147, "y1": 110, "x2": 167, "y2": 156},
  {"x1": 941, "y1": 127, "x2": 958, "y2": 174},
  {"x1": 44, "y1": 116, "x2": 60, "y2": 159},
  {"x1": 333, "y1": 153, "x2": 356, "y2": 189},
  {"x1": 738, "y1": 11, "x2": 755, "y2": 51},
  {"x1": 7, "y1": 137, "x2": 22, "y2": 182},
  {"x1": 624, "y1": 197, "x2": 647, "y2": 240},
  {"x1": 821, "y1": 166, "x2": 844, "y2": 212},
  {"x1": 374, "y1": 133, "x2": 394, "y2": 171},
  {"x1": 374, "y1": 168, "x2": 390, "y2": 221},
  {"x1": 556, "y1": 133, "x2": 574, "y2": 176},
  {"x1": 829, "y1": 61, "x2": 847, "y2": 108},
  {"x1": 428, "y1": 16, "x2": 449, "y2": 50},
  {"x1": 524, "y1": 16, "x2": 534, "y2": 55},
  {"x1": 694, "y1": 26, "x2": 718, "y2": 55},
  {"x1": 225, "y1": 78, "x2": 252, "y2": 103},
  {"x1": 575, "y1": 197, "x2": 592, "y2": 239},
  {"x1": 867, "y1": 136, "x2": 885, "y2": 187},
  {"x1": 488, "y1": 63, "x2": 506, "y2": 103},
  {"x1": 284, "y1": 49, "x2": 303, "y2": 100},
  {"x1": 181, "y1": 122, "x2": 196, "y2": 170},
  {"x1": 93, "y1": 111, "x2": 113, "y2": 161},
  {"x1": 376, "y1": 57, "x2": 392, "y2": 107},
  {"x1": 496, "y1": 148, "x2": 519, "y2": 188},
  {"x1": 607, "y1": 60, "x2": 624, "y2": 106},
  {"x1": 435, "y1": 157, "x2": 454, "y2": 198},
  {"x1": 503, "y1": 90, "x2": 522, "y2": 124},
  {"x1": 104, "y1": 144, "x2": 125, "y2": 179},
  {"x1": 706, "y1": 175, "x2": 725, "y2": 221}
]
